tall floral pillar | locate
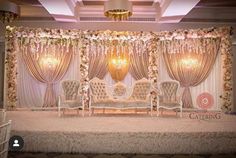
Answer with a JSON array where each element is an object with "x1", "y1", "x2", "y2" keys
[
  {"x1": 5, "y1": 26, "x2": 17, "y2": 110},
  {"x1": 219, "y1": 27, "x2": 233, "y2": 113},
  {"x1": 148, "y1": 36, "x2": 159, "y2": 108},
  {"x1": 80, "y1": 35, "x2": 90, "y2": 108}
]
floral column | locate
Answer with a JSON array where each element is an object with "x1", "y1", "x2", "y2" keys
[
  {"x1": 5, "y1": 26, "x2": 17, "y2": 110},
  {"x1": 148, "y1": 37, "x2": 159, "y2": 108},
  {"x1": 80, "y1": 36, "x2": 90, "y2": 109},
  {"x1": 220, "y1": 27, "x2": 233, "y2": 113}
]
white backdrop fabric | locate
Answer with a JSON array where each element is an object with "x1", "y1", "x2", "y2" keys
[{"x1": 17, "y1": 52, "x2": 222, "y2": 110}]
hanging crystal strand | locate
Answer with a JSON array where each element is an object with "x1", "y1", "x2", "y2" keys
[
  {"x1": 139, "y1": 40, "x2": 142, "y2": 56},
  {"x1": 98, "y1": 43, "x2": 101, "y2": 57},
  {"x1": 102, "y1": 40, "x2": 105, "y2": 56},
  {"x1": 128, "y1": 42, "x2": 131, "y2": 56},
  {"x1": 96, "y1": 42, "x2": 98, "y2": 56},
  {"x1": 131, "y1": 42, "x2": 134, "y2": 56},
  {"x1": 87, "y1": 42, "x2": 90, "y2": 56},
  {"x1": 133, "y1": 40, "x2": 136, "y2": 55},
  {"x1": 122, "y1": 42, "x2": 124, "y2": 57},
  {"x1": 100, "y1": 42, "x2": 102, "y2": 56},
  {"x1": 104, "y1": 41, "x2": 107, "y2": 56},
  {"x1": 66, "y1": 39, "x2": 69, "y2": 53}
]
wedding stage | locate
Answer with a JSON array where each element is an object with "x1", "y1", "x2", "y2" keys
[
  {"x1": 7, "y1": 110, "x2": 236, "y2": 154},
  {"x1": 2, "y1": 25, "x2": 235, "y2": 156}
]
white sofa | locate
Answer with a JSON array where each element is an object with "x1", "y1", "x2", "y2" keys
[{"x1": 89, "y1": 77, "x2": 153, "y2": 115}]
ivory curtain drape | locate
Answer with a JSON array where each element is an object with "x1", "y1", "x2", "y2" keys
[
  {"x1": 162, "y1": 38, "x2": 221, "y2": 108},
  {"x1": 129, "y1": 53, "x2": 149, "y2": 80},
  {"x1": 21, "y1": 44, "x2": 73, "y2": 107},
  {"x1": 88, "y1": 53, "x2": 107, "y2": 79}
]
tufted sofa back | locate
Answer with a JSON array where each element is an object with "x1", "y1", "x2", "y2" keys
[
  {"x1": 113, "y1": 82, "x2": 127, "y2": 97},
  {"x1": 160, "y1": 81, "x2": 179, "y2": 103},
  {"x1": 130, "y1": 78, "x2": 152, "y2": 100},
  {"x1": 62, "y1": 80, "x2": 80, "y2": 100},
  {"x1": 90, "y1": 78, "x2": 110, "y2": 101}
]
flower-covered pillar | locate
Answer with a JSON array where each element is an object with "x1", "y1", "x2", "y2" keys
[
  {"x1": 5, "y1": 26, "x2": 17, "y2": 110},
  {"x1": 80, "y1": 34, "x2": 90, "y2": 109},
  {"x1": 219, "y1": 27, "x2": 233, "y2": 113},
  {"x1": 148, "y1": 36, "x2": 159, "y2": 108}
]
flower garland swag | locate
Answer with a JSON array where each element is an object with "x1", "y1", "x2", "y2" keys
[{"x1": 5, "y1": 26, "x2": 17, "y2": 110}]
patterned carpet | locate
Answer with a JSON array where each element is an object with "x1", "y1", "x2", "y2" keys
[{"x1": 8, "y1": 152, "x2": 236, "y2": 158}]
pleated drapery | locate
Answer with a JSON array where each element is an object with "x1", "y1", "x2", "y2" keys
[
  {"x1": 161, "y1": 38, "x2": 221, "y2": 108},
  {"x1": 21, "y1": 44, "x2": 73, "y2": 107},
  {"x1": 88, "y1": 53, "x2": 107, "y2": 80},
  {"x1": 129, "y1": 52, "x2": 149, "y2": 80}
]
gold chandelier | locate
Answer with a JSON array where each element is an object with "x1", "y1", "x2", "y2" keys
[
  {"x1": 104, "y1": 0, "x2": 132, "y2": 21},
  {"x1": 0, "y1": 1, "x2": 19, "y2": 23}
]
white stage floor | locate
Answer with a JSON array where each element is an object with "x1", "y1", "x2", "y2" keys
[{"x1": 6, "y1": 111, "x2": 236, "y2": 154}]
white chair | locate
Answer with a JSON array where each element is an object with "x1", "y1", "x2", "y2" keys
[
  {"x1": 157, "y1": 81, "x2": 182, "y2": 117},
  {"x1": 0, "y1": 109, "x2": 6, "y2": 124},
  {"x1": 0, "y1": 120, "x2": 11, "y2": 158},
  {"x1": 89, "y1": 77, "x2": 113, "y2": 115},
  {"x1": 127, "y1": 78, "x2": 153, "y2": 115},
  {"x1": 58, "y1": 80, "x2": 84, "y2": 117}
]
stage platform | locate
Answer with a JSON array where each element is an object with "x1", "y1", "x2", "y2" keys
[{"x1": 6, "y1": 110, "x2": 236, "y2": 154}]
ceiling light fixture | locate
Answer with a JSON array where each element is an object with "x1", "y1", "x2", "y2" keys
[
  {"x1": 0, "y1": 1, "x2": 20, "y2": 24},
  {"x1": 104, "y1": 0, "x2": 132, "y2": 21}
]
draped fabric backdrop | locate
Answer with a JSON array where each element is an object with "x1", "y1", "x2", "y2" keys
[
  {"x1": 161, "y1": 38, "x2": 221, "y2": 108},
  {"x1": 129, "y1": 52, "x2": 149, "y2": 80},
  {"x1": 159, "y1": 51, "x2": 222, "y2": 110},
  {"x1": 20, "y1": 44, "x2": 73, "y2": 107},
  {"x1": 88, "y1": 53, "x2": 107, "y2": 80},
  {"x1": 17, "y1": 51, "x2": 80, "y2": 108}
]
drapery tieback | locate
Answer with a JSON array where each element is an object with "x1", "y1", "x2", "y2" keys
[
  {"x1": 182, "y1": 86, "x2": 193, "y2": 109},
  {"x1": 43, "y1": 82, "x2": 56, "y2": 107}
]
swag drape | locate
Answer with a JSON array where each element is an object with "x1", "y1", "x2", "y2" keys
[
  {"x1": 88, "y1": 53, "x2": 107, "y2": 79},
  {"x1": 129, "y1": 52, "x2": 149, "y2": 80},
  {"x1": 162, "y1": 38, "x2": 221, "y2": 108},
  {"x1": 21, "y1": 44, "x2": 73, "y2": 107}
]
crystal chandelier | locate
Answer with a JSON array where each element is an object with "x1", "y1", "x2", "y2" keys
[
  {"x1": 111, "y1": 56, "x2": 128, "y2": 70},
  {"x1": 104, "y1": 0, "x2": 132, "y2": 21},
  {"x1": 0, "y1": 1, "x2": 19, "y2": 24},
  {"x1": 40, "y1": 54, "x2": 59, "y2": 69}
]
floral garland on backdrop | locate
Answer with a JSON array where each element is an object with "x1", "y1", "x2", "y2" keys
[{"x1": 5, "y1": 26, "x2": 233, "y2": 112}]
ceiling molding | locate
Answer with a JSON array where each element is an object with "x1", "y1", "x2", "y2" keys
[{"x1": 9, "y1": 0, "x2": 236, "y2": 24}]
